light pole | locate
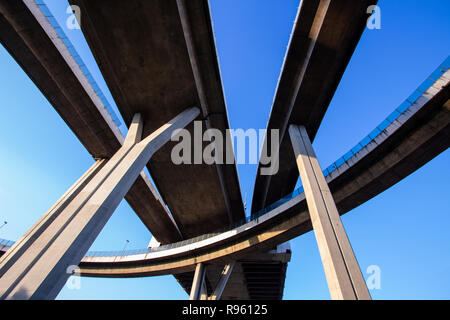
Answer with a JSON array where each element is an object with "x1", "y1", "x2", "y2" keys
[
  {"x1": 121, "y1": 240, "x2": 130, "y2": 256},
  {"x1": 0, "y1": 221, "x2": 7, "y2": 231}
]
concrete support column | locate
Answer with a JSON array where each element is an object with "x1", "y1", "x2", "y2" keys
[
  {"x1": 210, "y1": 261, "x2": 235, "y2": 300},
  {"x1": 289, "y1": 125, "x2": 370, "y2": 300},
  {"x1": 200, "y1": 280, "x2": 208, "y2": 301},
  {"x1": 0, "y1": 107, "x2": 199, "y2": 300},
  {"x1": 0, "y1": 159, "x2": 106, "y2": 277},
  {"x1": 190, "y1": 263, "x2": 206, "y2": 300}
]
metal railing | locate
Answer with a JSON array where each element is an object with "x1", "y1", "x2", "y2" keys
[
  {"x1": 322, "y1": 55, "x2": 449, "y2": 177},
  {"x1": 34, "y1": 0, "x2": 122, "y2": 127},
  {"x1": 0, "y1": 238, "x2": 15, "y2": 248}
]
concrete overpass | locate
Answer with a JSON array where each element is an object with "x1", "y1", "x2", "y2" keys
[
  {"x1": 0, "y1": 0, "x2": 447, "y2": 300},
  {"x1": 39, "y1": 60, "x2": 450, "y2": 275},
  {"x1": 252, "y1": 0, "x2": 379, "y2": 214},
  {"x1": 1, "y1": 54, "x2": 448, "y2": 296},
  {"x1": 67, "y1": 0, "x2": 246, "y2": 236},
  {"x1": 0, "y1": 0, "x2": 284, "y2": 300},
  {"x1": 0, "y1": 0, "x2": 182, "y2": 244}
]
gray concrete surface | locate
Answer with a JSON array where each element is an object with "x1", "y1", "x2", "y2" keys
[
  {"x1": 0, "y1": 108, "x2": 199, "y2": 299},
  {"x1": 289, "y1": 125, "x2": 370, "y2": 300},
  {"x1": 252, "y1": 0, "x2": 379, "y2": 213}
]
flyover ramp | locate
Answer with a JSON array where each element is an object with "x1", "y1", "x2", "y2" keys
[
  {"x1": 1, "y1": 59, "x2": 444, "y2": 278},
  {"x1": 0, "y1": 0, "x2": 258, "y2": 299},
  {"x1": 252, "y1": 0, "x2": 379, "y2": 213},
  {"x1": 68, "y1": 0, "x2": 245, "y2": 238},
  {"x1": 67, "y1": 0, "x2": 259, "y2": 298},
  {"x1": 74, "y1": 60, "x2": 450, "y2": 276},
  {"x1": 0, "y1": 0, "x2": 182, "y2": 244},
  {"x1": 0, "y1": 0, "x2": 448, "y2": 302}
]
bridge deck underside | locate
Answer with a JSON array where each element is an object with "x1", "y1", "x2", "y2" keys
[
  {"x1": 252, "y1": 0, "x2": 378, "y2": 213},
  {"x1": 69, "y1": 0, "x2": 245, "y2": 239},
  {"x1": 175, "y1": 261, "x2": 288, "y2": 300}
]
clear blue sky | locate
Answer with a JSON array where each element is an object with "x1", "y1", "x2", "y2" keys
[{"x1": 0, "y1": 0, "x2": 449, "y2": 300}]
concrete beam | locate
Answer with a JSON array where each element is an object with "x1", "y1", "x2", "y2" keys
[
  {"x1": 189, "y1": 263, "x2": 206, "y2": 300},
  {"x1": 252, "y1": 0, "x2": 378, "y2": 213},
  {"x1": 69, "y1": 0, "x2": 245, "y2": 238},
  {"x1": 0, "y1": 108, "x2": 199, "y2": 300},
  {"x1": 0, "y1": 159, "x2": 106, "y2": 277},
  {"x1": 200, "y1": 279, "x2": 208, "y2": 301},
  {"x1": 0, "y1": 0, "x2": 183, "y2": 244},
  {"x1": 176, "y1": 0, "x2": 235, "y2": 225},
  {"x1": 123, "y1": 114, "x2": 144, "y2": 147},
  {"x1": 210, "y1": 262, "x2": 235, "y2": 300},
  {"x1": 33, "y1": 80, "x2": 448, "y2": 280},
  {"x1": 289, "y1": 125, "x2": 370, "y2": 300}
]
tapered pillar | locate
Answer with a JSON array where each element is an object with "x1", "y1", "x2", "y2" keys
[
  {"x1": 289, "y1": 125, "x2": 370, "y2": 300},
  {"x1": 200, "y1": 280, "x2": 208, "y2": 301},
  {"x1": 0, "y1": 107, "x2": 199, "y2": 300},
  {"x1": 190, "y1": 263, "x2": 206, "y2": 300},
  {"x1": 210, "y1": 262, "x2": 235, "y2": 300},
  {"x1": 0, "y1": 159, "x2": 106, "y2": 276}
]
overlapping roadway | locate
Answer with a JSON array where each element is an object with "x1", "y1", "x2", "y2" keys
[
  {"x1": 4, "y1": 0, "x2": 445, "y2": 300},
  {"x1": 2, "y1": 59, "x2": 449, "y2": 278}
]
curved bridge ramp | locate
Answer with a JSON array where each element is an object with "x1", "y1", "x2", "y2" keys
[{"x1": 1, "y1": 57, "x2": 448, "y2": 298}]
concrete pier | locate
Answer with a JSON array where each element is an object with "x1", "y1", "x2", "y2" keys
[
  {"x1": 289, "y1": 125, "x2": 370, "y2": 300},
  {"x1": 210, "y1": 262, "x2": 235, "y2": 300},
  {"x1": 189, "y1": 263, "x2": 206, "y2": 300},
  {"x1": 0, "y1": 159, "x2": 105, "y2": 277},
  {"x1": 0, "y1": 108, "x2": 199, "y2": 300}
]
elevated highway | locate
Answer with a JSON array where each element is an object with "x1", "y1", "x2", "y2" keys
[
  {"x1": 0, "y1": 0, "x2": 182, "y2": 244},
  {"x1": 252, "y1": 0, "x2": 379, "y2": 213},
  {"x1": 67, "y1": 0, "x2": 246, "y2": 237},
  {"x1": 0, "y1": 0, "x2": 274, "y2": 299},
  {"x1": 0, "y1": 0, "x2": 246, "y2": 241},
  {"x1": 1, "y1": 0, "x2": 447, "y2": 300},
  {"x1": 2, "y1": 56, "x2": 448, "y2": 282},
  {"x1": 64, "y1": 60, "x2": 450, "y2": 277}
]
